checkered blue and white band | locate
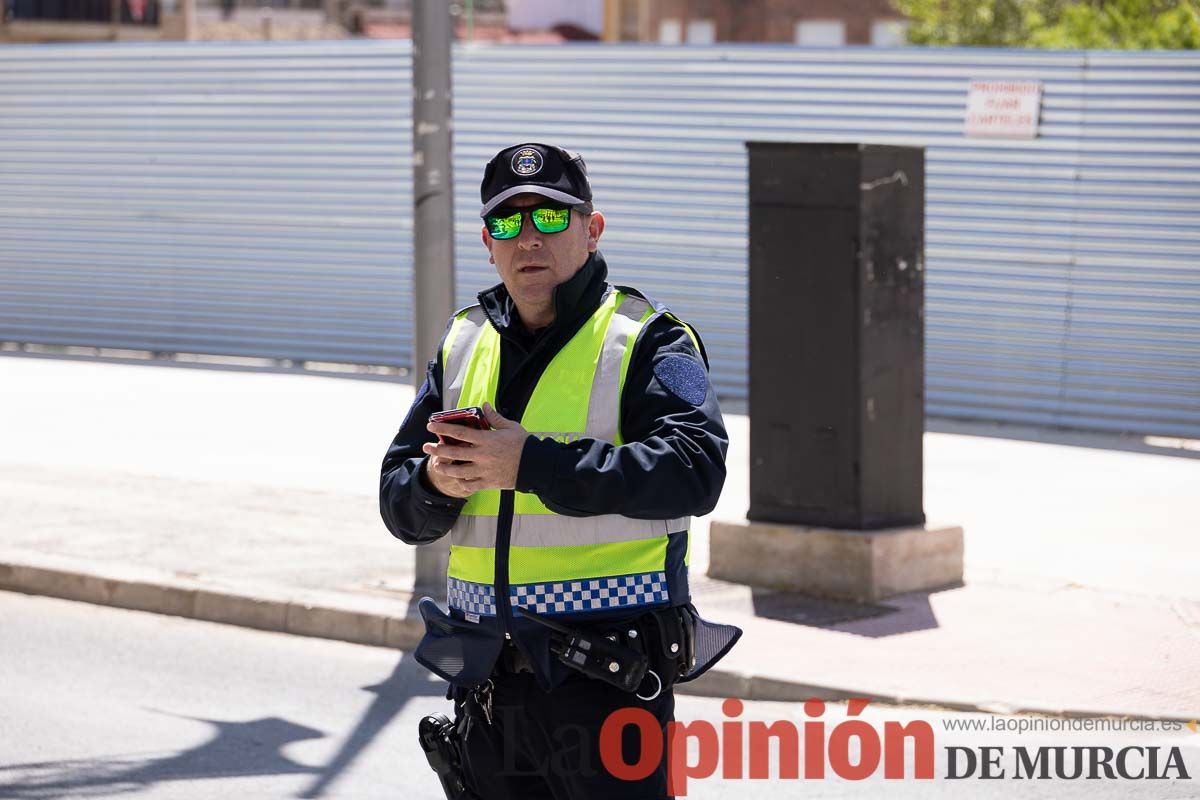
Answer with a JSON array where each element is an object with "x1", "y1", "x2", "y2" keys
[
  {"x1": 447, "y1": 577, "x2": 497, "y2": 616},
  {"x1": 512, "y1": 572, "x2": 670, "y2": 615},
  {"x1": 447, "y1": 572, "x2": 670, "y2": 617}
]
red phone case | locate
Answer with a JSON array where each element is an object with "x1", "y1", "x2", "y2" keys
[{"x1": 429, "y1": 406, "x2": 489, "y2": 447}]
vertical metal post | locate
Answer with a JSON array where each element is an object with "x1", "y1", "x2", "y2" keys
[
  {"x1": 181, "y1": 0, "x2": 196, "y2": 41},
  {"x1": 637, "y1": 0, "x2": 652, "y2": 41},
  {"x1": 412, "y1": 0, "x2": 456, "y2": 596},
  {"x1": 602, "y1": 0, "x2": 619, "y2": 41}
]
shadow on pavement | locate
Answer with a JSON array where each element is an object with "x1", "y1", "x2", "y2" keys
[
  {"x1": 299, "y1": 644, "x2": 446, "y2": 798},
  {"x1": 300, "y1": 592, "x2": 447, "y2": 799},
  {"x1": 0, "y1": 716, "x2": 324, "y2": 799},
  {"x1": 0, "y1": 350, "x2": 412, "y2": 385},
  {"x1": 927, "y1": 416, "x2": 1200, "y2": 460},
  {"x1": 750, "y1": 585, "x2": 960, "y2": 639},
  {"x1": 0, "y1": 597, "x2": 449, "y2": 800},
  {"x1": 823, "y1": 590, "x2": 950, "y2": 639}
]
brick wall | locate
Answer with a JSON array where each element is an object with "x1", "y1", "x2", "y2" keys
[{"x1": 649, "y1": 0, "x2": 904, "y2": 45}]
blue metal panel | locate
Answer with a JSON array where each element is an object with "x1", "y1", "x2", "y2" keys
[
  {"x1": 0, "y1": 42, "x2": 1196, "y2": 436},
  {"x1": 452, "y1": 45, "x2": 1091, "y2": 425},
  {"x1": 0, "y1": 41, "x2": 416, "y2": 369},
  {"x1": 1053, "y1": 52, "x2": 1200, "y2": 435}
]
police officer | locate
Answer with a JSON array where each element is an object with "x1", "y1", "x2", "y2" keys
[{"x1": 380, "y1": 143, "x2": 739, "y2": 799}]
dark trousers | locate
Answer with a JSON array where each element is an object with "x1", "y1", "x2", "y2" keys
[{"x1": 456, "y1": 671, "x2": 675, "y2": 800}]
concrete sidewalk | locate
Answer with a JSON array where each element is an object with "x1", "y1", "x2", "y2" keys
[{"x1": 2, "y1": 354, "x2": 1198, "y2": 721}]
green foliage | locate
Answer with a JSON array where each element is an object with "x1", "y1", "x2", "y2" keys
[{"x1": 891, "y1": 0, "x2": 1200, "y2": 48}]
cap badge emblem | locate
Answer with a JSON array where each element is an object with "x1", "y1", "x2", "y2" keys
[{"x1": 511, "y1": 148, "x2": 543, "y2": 176}]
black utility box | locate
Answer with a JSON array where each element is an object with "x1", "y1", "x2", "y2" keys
[{"x1": 746, "y1": 142, "x2": 925, "y2": 529}]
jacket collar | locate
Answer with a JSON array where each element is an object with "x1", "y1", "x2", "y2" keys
[{"x1": 478, "y1": 250, "x2": 609, "y2": 338}]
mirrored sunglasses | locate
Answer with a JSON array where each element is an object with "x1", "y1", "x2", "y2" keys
[{"x1": 485, "y1": 204, "x2": 575, "y2": 240}]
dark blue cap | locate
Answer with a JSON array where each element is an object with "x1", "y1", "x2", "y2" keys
[{"x1": 480, "y1": 142, "x2": 592, "y2": 217}]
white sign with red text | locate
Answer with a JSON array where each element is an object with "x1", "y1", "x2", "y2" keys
[{"x1": 965, "y1": 79, "x2": 1043, "y2": 139}]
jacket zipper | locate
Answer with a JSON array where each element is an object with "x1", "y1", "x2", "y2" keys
[
  {"x1": 495, "y1": 488, "x2": 515, "y2": 638},
  {"x1": 487, "y1": 303, "x2": 563, "y2": 640}
]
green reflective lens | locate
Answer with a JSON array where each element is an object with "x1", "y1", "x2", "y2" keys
[
  {"x1": 485, "y1": 211, "x2": 523, "y2": 240},
  {"x1": 485, "y1": 204, "x2": 575, "y2": 239},
  {"x1": 530, "y1": 207, "x2": 571, "y2": 234}
]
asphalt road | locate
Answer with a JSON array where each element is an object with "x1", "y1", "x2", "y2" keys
[{"x1": 2, "y1": 592, "x2": 1197, "y2": 800}]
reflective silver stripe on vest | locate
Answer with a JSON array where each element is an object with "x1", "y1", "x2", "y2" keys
[
  {"x1": 584, "y1": 293, "x2": 651, "y2": 442},
  {"x1": 510, "y1": 572, "x2": 669, "y2": 615},
  {"x1": 450, "y1": 513, "x2": 688, "y2": 549},
  {"x1": 443, "y1": 306, "x2": 490, "y2": 411}
]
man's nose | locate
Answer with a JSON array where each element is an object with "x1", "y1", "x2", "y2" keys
[{"x1": 516, "y1": 218, "x2": 542, "y2": 250}]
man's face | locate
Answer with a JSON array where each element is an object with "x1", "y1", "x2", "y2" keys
[{"x1": 482, "y1": 193, "x2": 604, "y2": 319}]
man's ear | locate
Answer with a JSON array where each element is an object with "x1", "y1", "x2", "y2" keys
[
  {"x1": 586, "y1": 211, "x2": 605, "y2": 252},
  {"x1": 481, "y1": 225, "x2": 495, "y2": 263}
]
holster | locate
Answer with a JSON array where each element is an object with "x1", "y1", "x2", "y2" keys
[
  {"x1": 418, "y1": 712, "x2": 480, "y2": 800},
  {"x1": 640, "y1": 605, "x2": 696, "y2": 681}
]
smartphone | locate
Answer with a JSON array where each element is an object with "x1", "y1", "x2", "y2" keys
[{"x1": 428, "y1": 406, "x2": 490, "y2": 448}]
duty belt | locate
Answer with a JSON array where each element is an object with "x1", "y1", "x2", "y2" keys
[
  {"x1": 511, "y1": 606, "x2": 695, "y2": 699},
  {"x1": 497, "y1": 639, "x2": 535, "y2": 674}
]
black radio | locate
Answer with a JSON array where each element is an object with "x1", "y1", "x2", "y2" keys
[{"x1": 514, "y1": 606, "x2": 650, "y2": 694}]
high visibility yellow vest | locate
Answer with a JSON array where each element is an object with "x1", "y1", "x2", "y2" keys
[{"x1": 440, "y1": 288, "x2": 692, "y2": 618}]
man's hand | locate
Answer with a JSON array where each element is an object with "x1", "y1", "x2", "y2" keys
[{"x1": 423, "y1": 403, "x2": 529, "y2": 498}]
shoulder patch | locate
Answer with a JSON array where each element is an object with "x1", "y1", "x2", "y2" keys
[{"x1": 653, "y1": 355, "x2": 708, "y2": 406}]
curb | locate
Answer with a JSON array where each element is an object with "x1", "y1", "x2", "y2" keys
[
  {"x1": 675, "y1": 672, "x2": 1200, "y2": 723},
  {"x1": 1, "y1": 550, "x2": 1193, "y2": 723},
  {"x1": 0, "y1": 549, "x2": 423, "y2": 651}
]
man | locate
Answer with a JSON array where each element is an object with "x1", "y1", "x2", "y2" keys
[{"x1": 380, "y1": 143, "x2": 739, "y2": 799}]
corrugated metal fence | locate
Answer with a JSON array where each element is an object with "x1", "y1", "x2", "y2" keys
[{"x1": 1, "y1": 42, "x2": 1197, "y2": 437}]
